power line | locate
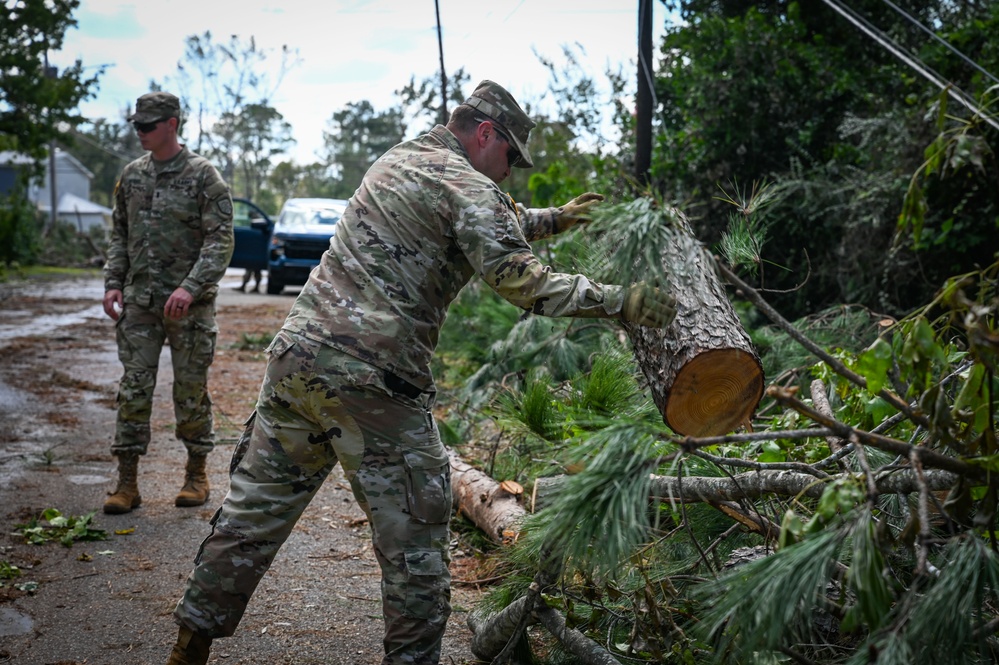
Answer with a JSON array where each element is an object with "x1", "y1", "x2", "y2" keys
[
  {"x1": 820, "y1": 0, "x2": 999, "y2": 132},
  {"x1": 880, "y1": 0, "x2": 999, "y2": 85},
  {"x1": 68, "y1": 129, "x2": 139, "y2": 163}
]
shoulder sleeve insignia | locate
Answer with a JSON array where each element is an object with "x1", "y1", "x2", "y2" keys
[{"x1": 217, "y1": 198, "x2": 233, "y2": 216}]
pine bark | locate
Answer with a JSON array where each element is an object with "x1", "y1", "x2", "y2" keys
[{"x1": 627, "y1": 209, "x2": 764, "y2": 436}]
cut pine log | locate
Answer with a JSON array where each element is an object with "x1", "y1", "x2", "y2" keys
[
  {"x1": 627, "y1": 207, "x2": 764, "y2": 436},
  {"x1": 448, "y1": 447, "x2": 527, "y2": 544}
]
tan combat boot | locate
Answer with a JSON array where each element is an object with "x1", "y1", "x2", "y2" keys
[
  {"x1": 103, "y1": 453, "x2": 141, "y2": 514},
  {"x1": 175, "y1": 454, "x2": 210, "y2": 507},
  {"x1": 166, "y1": 626, "x2": 212, "y2": 665}
]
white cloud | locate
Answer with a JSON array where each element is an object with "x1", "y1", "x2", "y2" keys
[{"x1": 54, "y1": 0, "x2": 667, "y2": 164}]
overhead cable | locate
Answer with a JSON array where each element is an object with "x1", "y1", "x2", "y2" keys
[
  {"x1": 820, "y1": 0, "x2": 999, "y2": 132},
  {"x1": 880, "y1": 0, "x2": 999, "y2": 85}
]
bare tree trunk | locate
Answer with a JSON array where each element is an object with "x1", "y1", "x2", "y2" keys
[{"x1": 627, "y1": 209, "x2": 764, "y2": 437}]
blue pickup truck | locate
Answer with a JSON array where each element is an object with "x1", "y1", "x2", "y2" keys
[
  {"x1": 230, "y1": 198, "x2": 274, "y2": 273},
  {"x1": 228, "y1": 197, "x2": 348, "y2": 295}
]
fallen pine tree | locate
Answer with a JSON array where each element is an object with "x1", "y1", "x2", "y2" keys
[{"x1": 455, "y1": 198, "x2": 999, "y2": 664}]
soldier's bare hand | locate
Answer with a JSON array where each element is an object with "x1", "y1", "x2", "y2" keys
[
  {"x1": 165, "y1": 287, "x2": 194, "y2": 320},
  {"x1": 103, "y1": 289, "x2": 124, "y2": 321}
]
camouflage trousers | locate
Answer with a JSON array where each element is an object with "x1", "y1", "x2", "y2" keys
[
  {"x1": 112, "y1": 302, "x2": 217, "y2": 456},
  {"x1": 174, "y1": 330, "x2": 452, "y2": 665}
]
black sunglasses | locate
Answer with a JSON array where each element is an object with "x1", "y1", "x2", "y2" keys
[
  {"x1": 478, "y1": 119, "x2": 521, "y2": 167},
  {"x1": 491, "y1": 125, "x2": 522, "y2": 167},
  {"x1": 133, "y1": 118, "x2": 168, "y2": 133}
]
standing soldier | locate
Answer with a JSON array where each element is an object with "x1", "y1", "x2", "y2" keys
[{"x1": 102, "y1": 91, "x2": 234, "y2": 515}]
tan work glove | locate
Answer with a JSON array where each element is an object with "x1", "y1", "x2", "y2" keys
[
  {"x1": 621, "y1": 282, "x2": 677, "y2": 328},
  {"x1": 555, "y1": 192, "x2": 605, "y2": 232}
]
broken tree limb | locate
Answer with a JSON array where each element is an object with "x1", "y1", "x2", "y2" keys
[
  {"x1": 533, "y1": 468, "x2": 959, "y2": 508},
  {"x1": 767, "y1": 385, "x2": 982, "y2": 478},
  {"x1": 467, "y1": 597, "x2": 625, "y2": 665},
  {"x1": 467, "y1": 595, "x2": 534, "y2": 661},
  {"x1": 625, "y1": 207, "x2": 764, "y2": 437},
  {"x1": 448, "y1": 447, "x2": 528, "y2": 544},
  {"x1": 535, "y1": 604, "x2": 624, "y2": 665},
  {"x1": 810, "y1": 379, "x2": 847, "y2": 455},
  {"x1": 651, "y1": 468, "x2": 960, "y2": 502},
  {"x1": 717, "y1": 261, "x2": 930, "y2": 429}
]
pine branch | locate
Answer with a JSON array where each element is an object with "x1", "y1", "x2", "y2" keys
[
  {"x1": 767, "y1": 385, "x2": 980, "y2": 478},
  {"x1": 717, "y1": 261, "x2": 930, "y2": 428}
]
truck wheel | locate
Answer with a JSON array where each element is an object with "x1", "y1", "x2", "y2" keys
[{"x1": 266, "y1": 276, "x2": 284, "y2": 295}]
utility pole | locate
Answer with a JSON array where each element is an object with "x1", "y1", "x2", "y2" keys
[
  {"x1": 435, "y1": 0, "x2": 448, "y2": 125},
  {"x1": 635, "y1": 0, "x2": 654, "y2": 188},
  {"x1": 44, "y1": 52, "x2": 58, "y2": 234}
]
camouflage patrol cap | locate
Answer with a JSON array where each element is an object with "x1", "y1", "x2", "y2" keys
[
  {"x1": 463, "y1": 80, "x2": 535, "y2": 168},
  {"x1": 127, "y1": 91, "x2": 181, "y2": 123}
]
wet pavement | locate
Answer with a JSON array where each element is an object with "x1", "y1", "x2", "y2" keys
[{"x1": 0, "y1": 269, "x2": 295, "y2": 347}]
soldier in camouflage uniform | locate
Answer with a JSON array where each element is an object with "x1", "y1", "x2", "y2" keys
[
  {"x1": 167, "y1": 80, "x2": 675, "y2": 665},
  {"x1": 102, "y1": 91, "x2": 234, "y2": 516}
]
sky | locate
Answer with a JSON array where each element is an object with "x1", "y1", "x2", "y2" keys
[{"x1": 51, "y1": 0, "x2": 670, "y2": 165}]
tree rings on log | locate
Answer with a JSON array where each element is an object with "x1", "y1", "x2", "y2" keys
[
  {"x1": 665, "y1": 347, "x2": 764, "y2": 436},
  {"x1": 625, "y1": 206, "x2": 764, "y2": 437}
]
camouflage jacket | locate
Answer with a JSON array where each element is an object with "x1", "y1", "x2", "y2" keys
[
  {"x1": 103, "y1": 147, "x2": 234, "y2": 307},
  {"x1": 283, "y1": 125, "x2": 624, "y2": 391}
]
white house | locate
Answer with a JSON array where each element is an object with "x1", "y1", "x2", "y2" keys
[{"x1": 0, "y1": 148, "x2": 112, "y2": 232}]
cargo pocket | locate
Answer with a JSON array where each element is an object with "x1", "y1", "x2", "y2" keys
[
  {"x1": 403, "y1": 445, "x2": 452, "y2": 525},
  {"x1": 190, "y1": 316, "x2": 218, "y2": 364},
  {"x1": 403, "y1": 548, "x2": 448, "y2": 619}
]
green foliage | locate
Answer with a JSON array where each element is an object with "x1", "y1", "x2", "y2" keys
[
  {"x1": 230, "y1": 331, "x2": 275, "y2": 351},
  {"x1": 655, "y1": 1, "x2": 999, "y2": 318},
  {"x1": 586, "y1": 196, "x2": 687, "y2": 292},
  {"x1": 0, "y1": 0, "x2": 102, "y2": 161},
  {"x1": 0, "y1": 561, "x2": 21, "y2": 580},
  {"x1": 0, "y1": 186, "x2": 42, "y2": 266},
  {"x1": 320, "y1": 100, "x2": 405, "y2": 197},
  {"x1": 697, "y1": 527, "x2": 843, "y2": 659},
  {"x1": 527, "y1": 424, "x2": 668, "y2": 574},
  {"x1": 453, "y1": 254, "x2": 998, "y2": 663},
  {"x1": 15, "y1": 508, "x2": 108, "y2": 547},
  {"x1": 568, "y1": 350, "x2": 643, "y2": 417},
  {"x1": 887, "y1": 537, "x2": 999, "y2": 663},
  {"x1": 716, "y1": 180, "x2": 782, "y2": 276},
  {"x1": 433, "y1": 281, "x2": 523, "y2": 392}
]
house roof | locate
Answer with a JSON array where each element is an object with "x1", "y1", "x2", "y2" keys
[
  {"x1": 56, "y1": 149, "x2": 94, "y2": 179},
  {"x1": 0, "y1": 151, "x2": 36, "y2": 166},
  {"x1": 56, "y1": 192, "x2": 112, "y2": 216},
  {"x1": 0, "y1": 149, "x2": 94, "y2": 179}
]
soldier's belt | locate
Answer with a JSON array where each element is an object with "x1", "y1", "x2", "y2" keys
[{"x1": 383, "y1": 371, "x2": 424, "y2": 400}]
